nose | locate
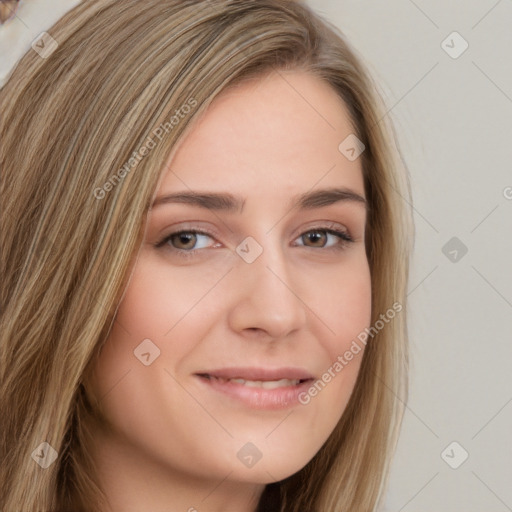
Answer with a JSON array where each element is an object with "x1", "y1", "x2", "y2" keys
[{"x1": 226, "y1": 239, "x2": 308, "y2": 341}]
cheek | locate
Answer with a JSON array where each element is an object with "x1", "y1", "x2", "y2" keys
[
  {"x1": 116, "y1": 256, "x2": 215, "y2": 339},
  {"x1": 310, "y1": 254, "x2": 372, "y2": 359},
  {"x1": 103, "y1": 252, "x2": 226, "y2": 358},
  {"x1": 302, "y1": 256, "x2": 371, "y2": 411},
  {"x1": 87, "y1": 253, "x2": 225, "y2": 418},
  {"x1": 85, "y1": 259, "x2": 178, "y2": 419},
  {"x1": 334, "y1": 268, "x2": 372, "y2": 354}
]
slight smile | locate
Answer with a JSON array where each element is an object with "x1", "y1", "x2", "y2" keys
[{"x1": 195, "y1": 367, "x2": 315, "y2": 410}]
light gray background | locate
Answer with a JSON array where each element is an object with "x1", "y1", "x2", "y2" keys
[{"x1": 305, "y1": 1, "x2": 512, "y2": 511}]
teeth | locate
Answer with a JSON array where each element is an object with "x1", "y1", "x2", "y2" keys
[
  {"x1": 217, "y1": 377, "x2": 300, "y2": 389},
  {"x1": 261, "y1": 379, "x2": 299, "y2": 389}
]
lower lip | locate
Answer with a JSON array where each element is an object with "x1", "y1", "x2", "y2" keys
[{"x1": 196, "y1": 375, "x2": 314, "y2": 410}]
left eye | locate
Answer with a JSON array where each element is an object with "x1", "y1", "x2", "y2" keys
[
  {"x1": 298, "y1": 229, "x2": 348, "y2": 247},
  {"x1": 295, "y1": 228, "x2": 352, "y2": 248}
]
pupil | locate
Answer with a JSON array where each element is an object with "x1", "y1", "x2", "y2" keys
[
  {"x1": 307, "y1": 231, "x2": 325, "y2": 246},
  {"x1": 175, "y1": 233, "x2": 195, "y2": 249}
]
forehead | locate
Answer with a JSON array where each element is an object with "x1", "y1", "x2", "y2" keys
[{"x1": 158, "y1": 70, "x2": 364, "y2": 200}]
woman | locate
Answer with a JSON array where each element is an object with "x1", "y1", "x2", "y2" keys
[{"x1": 0, "y1": 1, "x2": 413, "y2": 511}]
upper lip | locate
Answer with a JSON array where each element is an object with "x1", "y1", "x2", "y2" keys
[{"x1": 196, "y1": 367, "x2": 315, "y2": 381}]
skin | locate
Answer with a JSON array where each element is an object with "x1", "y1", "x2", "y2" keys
[{"x1": 85, "y1": 69, "x2": 372, "y2": 512}]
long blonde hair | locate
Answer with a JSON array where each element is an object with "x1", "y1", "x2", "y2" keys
[{"x1": 0, "y1": 1, "x2": 413, "y2": 510}]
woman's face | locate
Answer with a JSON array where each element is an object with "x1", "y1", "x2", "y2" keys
[{"x1": 88, "y1": 70, "x2": 371, "y2": 488}]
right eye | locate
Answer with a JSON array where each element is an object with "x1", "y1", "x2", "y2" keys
[{"x1": 155, "y1": 229, "x2": 221, "y2": 256}]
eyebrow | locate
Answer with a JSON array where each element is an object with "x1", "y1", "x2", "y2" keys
[{"x1": 151, "y1": 187, "x2": 367, "y2": 213}]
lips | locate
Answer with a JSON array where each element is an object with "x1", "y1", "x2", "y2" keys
[{"x1": 195, "y1": 367, "x2": 315, "y2": 409}]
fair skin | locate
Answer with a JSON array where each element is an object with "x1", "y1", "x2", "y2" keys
[{"x1": 85, "y1": 69, "x2": 371, "y2": 512}]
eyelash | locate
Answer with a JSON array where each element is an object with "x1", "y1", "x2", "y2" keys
[{"x1": 155, "y1": 225, "x2": 354, "y2": 260}]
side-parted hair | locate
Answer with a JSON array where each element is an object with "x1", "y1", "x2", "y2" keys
[{"x1": 0, "y1": 1, "x2": 414, "y2": 511}]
